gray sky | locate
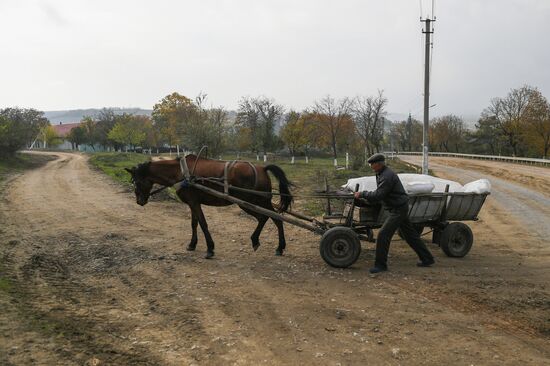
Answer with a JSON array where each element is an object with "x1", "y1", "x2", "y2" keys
[{"x1": 1, "y1": 0, "x2": 549, "y2": 120}]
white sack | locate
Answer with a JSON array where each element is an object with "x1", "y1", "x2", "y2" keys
[
  {"x1": 406, "y1": 181, "x2": 435, "y2": 194},
  {"x1": 342, "y1": 173, "x2": 487, "y2": 194},
  {"x1": 462, "y1": 179, "x2": 491, "y2": 194}
]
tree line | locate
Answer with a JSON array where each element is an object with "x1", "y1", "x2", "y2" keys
[{"x1": 1, "y1": 85, "x2": 549, "y2": 161}]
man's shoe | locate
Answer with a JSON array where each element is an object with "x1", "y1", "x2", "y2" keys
[
  {"x1": 369, "y1": 266, "x2": 388, "y2": 274},
  {"x1": 417, "y1": 258, "x2": 435, "y2": 267}
]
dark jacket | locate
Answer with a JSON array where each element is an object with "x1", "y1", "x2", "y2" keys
[{"x1": 361, "y1": 166, "x2": 409, "y2": 209}]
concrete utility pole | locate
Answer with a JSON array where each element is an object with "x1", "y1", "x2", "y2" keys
[
  {"x1": 421, "y1": 16, "x2": 434, "y2": 174},
  {"x1": 407, "y1": 112, "x2": 412, "y2": 151}
]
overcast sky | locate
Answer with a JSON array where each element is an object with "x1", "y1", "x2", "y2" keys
[{"x1": 1, "y1": 0, "x2": 549, "y2": 120}]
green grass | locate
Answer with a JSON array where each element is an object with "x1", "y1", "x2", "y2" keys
[
  {"x1": 0, "y1": 277, "x2": 12, "y2": 292},
  {"x1": 0, "y1": 153, "x2": 55, "y2": 182},
  {"x1": 88, "y1": 152, "x2": 150, "y2": 185}
]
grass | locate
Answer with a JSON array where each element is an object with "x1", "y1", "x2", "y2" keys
[
  {"x1": 89, "y1": 152, "x2": 419, "y2": 215},
  {"x1": 0, "y1": 153, "x2": 55, "y2": 182},
  {"x1": 88, "y1": 152, "x2": 150, "y2": 185}
]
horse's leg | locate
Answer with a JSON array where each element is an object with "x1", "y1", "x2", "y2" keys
[
  {"x1": 238, "y1": 205, "x2": 268, "y2": 251},
  {"x1": 263, "y1": 201, "x2": 287, "y2": 256},
  {"x1": 272, "y1": 216, "x2": 287, "y2": 256},
  {"x1": 186, "y1": 210, "x2": 198, "y2": 251},
  {"x1": 251, "y1": 214, "x2": 269, "y2": 252},
  {"x1": 196, "y1": 205, "x2": 215, "y2": 259}
]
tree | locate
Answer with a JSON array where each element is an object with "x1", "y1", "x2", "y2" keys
[
  {"x1": 524, "y1": 89, "x2": 550, "y2": 158},
  {"x1": 67, "y1": 125, "x2": 86, "y2": 150},
  {"x1": 313, "y1": 95, "x2": 354, "y2": 166},
  {"x1": 430, "y1": 115, "x2": 465, "y2": 152},
  {"x1": 483, "y1": 85, "x2": 535, "y2": 156},
  {"x1": 41, "y1": 125, "x2": 61, "y2": 148},
  {"x1": 280, "y1": 110, "x2": 318, "y2": 161},
  {"x1": 207, "y1": 107, "x2": 229, "y2": 157},
  {"x1": 80, "y1": 116, "x2": 99, "y2": 150},
  {"x1": 472, "y1": 116, "x2": 505, "y2": 155},
  {"x1": 95, "y1": 108, "x2": 118, "y2": 150},
  {"x1": 152, "y1": 92, "x2": 196, "y2": 153},
  {"x1": 107, "y1": 114, "x2": 147, "y2": 151},
  {"x1": 352, "y1": 90, "x2": 388, "y2": 159},
  {"x1": 0, "y1": 108, "x2": 50, "y2": 155},
  {"x1": 236, "y1": 96, "x2": 284, "y2": 158}
]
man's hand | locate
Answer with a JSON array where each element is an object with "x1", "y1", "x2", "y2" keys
[{"x1": 354, "y1": 192, "x2": 362, "y2": 199}]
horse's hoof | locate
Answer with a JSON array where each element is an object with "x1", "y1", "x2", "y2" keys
[
  {"x1": 275, "y1": 250, "x2": 284, "y2": 256},
  {"x1": 205, "y1": 252, "x2": 214, "y2": 259},
  {"x1": 186, "y1": 245, "x2": 196, "y2": 251},
  {"x1": 253, "y1": 244, "x2": 260, "y2": 252}
]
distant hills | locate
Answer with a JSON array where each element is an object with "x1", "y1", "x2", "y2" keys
[{"x1": 44, "y1": 108, "x2": 152, "y2": 124}]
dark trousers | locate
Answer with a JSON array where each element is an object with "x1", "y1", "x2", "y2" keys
[{"x1": 375, "y1": 203, "x2": 434, "y2": 268}]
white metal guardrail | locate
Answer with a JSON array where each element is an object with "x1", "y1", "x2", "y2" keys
[{"x1": 385, "y1": 151, "x2": 550, "y2": 167}]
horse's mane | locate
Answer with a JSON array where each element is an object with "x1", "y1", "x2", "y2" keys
[{"x1": 135, "y1": 161, "x2": 151, "y2": 177}]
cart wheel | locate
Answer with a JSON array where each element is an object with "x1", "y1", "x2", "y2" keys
[
  {"x1": 397, "y1": 224, "x2": 424, "y2": 240},
  {"x1": 319, "y1": 227, "x2": 361, "y2": 268},
  {"x1": 440, "y1": 222, "x2": 473, "y2": 257}
]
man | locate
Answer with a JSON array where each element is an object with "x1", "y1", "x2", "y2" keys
[{"x1": 354, "y1": 153, "x2": 435, "y2": 274}]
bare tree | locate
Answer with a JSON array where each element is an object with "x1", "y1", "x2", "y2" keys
[
  {"x1": 236, "y1": 96, "x2": 284, "y2": 159},
  {"x1": 313, "y1": 95, "x2": 354, "y2": 166},
  {"x1": 352, "y1": 90, "x2": 388, "y2": 162}
]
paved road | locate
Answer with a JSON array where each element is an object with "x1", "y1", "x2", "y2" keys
[{"x1": 399, "y1": 155, "x2": 550, "y2": 241}]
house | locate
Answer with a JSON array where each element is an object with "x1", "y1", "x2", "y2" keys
[{"x1": 53, "y1": 122, "x2": 81, "y2": 150}]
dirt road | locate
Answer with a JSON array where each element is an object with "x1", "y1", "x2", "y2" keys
[{"x1": 1, "y1": 152, "x2": 549, "y2": 365}]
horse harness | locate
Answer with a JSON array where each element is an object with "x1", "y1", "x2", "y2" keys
[{"x1": 175, "y1": 157, "x2": 257, "y2": 193}]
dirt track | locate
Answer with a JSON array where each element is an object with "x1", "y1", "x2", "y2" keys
[{"x1": 1, "y1": 152, "x2": 549, "y2": 365}]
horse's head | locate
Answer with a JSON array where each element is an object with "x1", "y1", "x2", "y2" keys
[{"x1": 125, "y1": 162, "x2": 153, "y2": 206}]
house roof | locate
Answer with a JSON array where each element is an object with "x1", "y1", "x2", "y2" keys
[{"x1": 53, "y1": 122, "x2": 81, "y2": 137}]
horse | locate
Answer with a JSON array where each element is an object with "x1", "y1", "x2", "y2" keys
[{"x1": 125, "y1": 155, "x2": 293, "y2": 259}]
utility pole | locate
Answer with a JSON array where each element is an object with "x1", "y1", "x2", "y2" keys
[
  {"x1": 407, "y1": 112, "x2": 412, "y2": 151},
  {"x1": 421, "y1": 16, "x2": 434, "y2": 174}
]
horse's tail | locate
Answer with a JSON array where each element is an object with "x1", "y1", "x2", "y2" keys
[{"x1": 264, "y1": 164, "x2": 293, "y2": 213}]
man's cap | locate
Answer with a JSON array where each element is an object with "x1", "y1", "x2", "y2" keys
[{"x1": 367, "y1": 153, "x2": 385, "y2": 164}]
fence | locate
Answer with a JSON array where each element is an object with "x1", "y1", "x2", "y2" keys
[{"x1": 386, "y1": 151, "x2": 550, "y2": 167}]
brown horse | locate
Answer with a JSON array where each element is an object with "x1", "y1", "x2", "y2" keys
[{"x1": 125, "y1": 155, "x2": 293, "y2": 259}]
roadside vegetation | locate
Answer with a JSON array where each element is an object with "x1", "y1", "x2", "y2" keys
[{"x1": 0, "y1": 153, "x2": 54, "y2": 182}]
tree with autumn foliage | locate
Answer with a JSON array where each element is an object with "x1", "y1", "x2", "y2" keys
[
  {"x1": 280, "y1": 110, "x2": 318, "y2": 162},
  {"x1": 524, "y1": 89, "x2": 550, "y2": 158},
  {"x1": 312, "y1": 95, "x2": 354, "y2": 166},
  {"x1": 107, "y1": 114, "x2": 148, "y2": 151},
  {"x1": 152, "y1": 92, "x2": 196, "y2": 153}
]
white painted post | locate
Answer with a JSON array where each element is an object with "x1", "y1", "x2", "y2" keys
[
  {"x1": 177, "y1": 145, "x2": 180, "y2": 156},
  {"x1": 256, "y1": 154, "x2": 259, "y2": 161},
  {"x1": 263, "y1": 154, "x2": 267, "y2": 162},
  {"x1": 346, "y1": 152, "x2": 349, "y2": 169},
  {"x1": 333, "y1": 158, "x2": 338, "y2": 167},
  {"x1": 291, "y1": 156, "x2": 295, "y2": 164}
]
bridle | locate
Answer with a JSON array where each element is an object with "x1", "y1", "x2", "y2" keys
[{"x1": 134, "y1": 157, "x2": 192, "y2": 198}]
